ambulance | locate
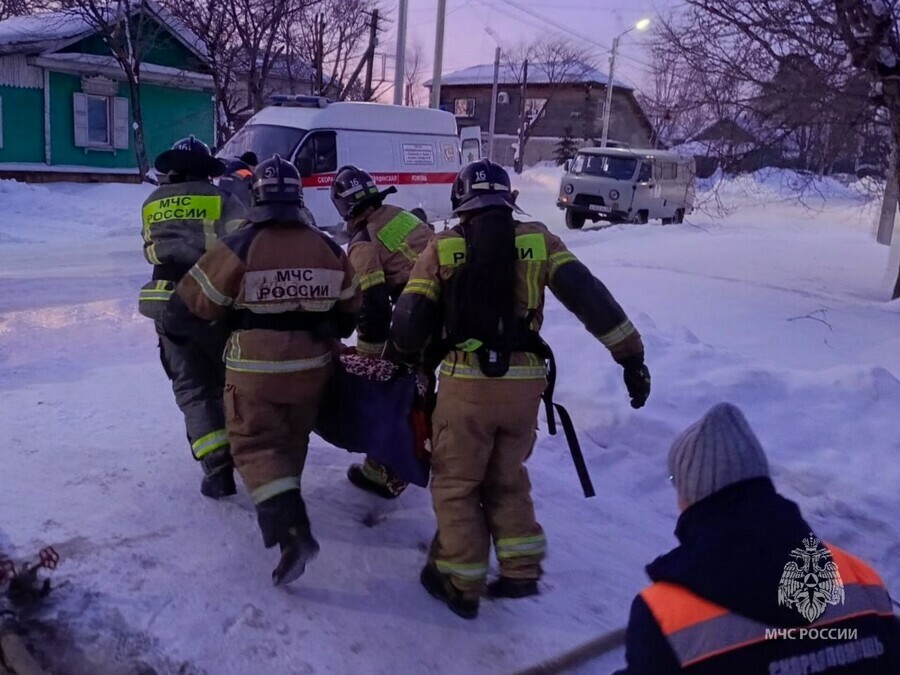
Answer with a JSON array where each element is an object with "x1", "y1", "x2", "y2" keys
[{"x1": 217, "y1": 96, "x2": 482, "y2": 236}]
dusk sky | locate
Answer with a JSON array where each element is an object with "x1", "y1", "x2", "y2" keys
[{"x1": 389, "y1": 0, "x2": 669, "y2": 97}]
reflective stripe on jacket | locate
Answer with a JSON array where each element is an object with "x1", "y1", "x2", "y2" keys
[
  {"x1": 139, "y1": 181, "x2": 247, "y2": 321},
  {"x1": 347, "y1": 204, "x2": 432, "y2": 355},
  {"x1": 175, "y1": 222, "x2": 361, "y2": 375},
  {"x1": 640, "y1": 545, "x2": 897, "y2": 673},
  {"x1": 391, "y1": 219, "x2": 644, "y2": 380}
]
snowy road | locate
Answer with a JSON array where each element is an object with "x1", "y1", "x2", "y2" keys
[{"x1": 1, "y1": 170, "x2": 898, "y2": 674}]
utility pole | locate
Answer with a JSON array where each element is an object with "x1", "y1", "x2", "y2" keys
[
  {"x1": 315, "y1": 13, "x2": 326, "y2": 95},
  {"x1": 430, "y1": 0, "x2": 447, "y2": 109},
  {"x1": 364, "y1": 9, "x2": 380, "y2": 101},
  {"x1": 877, "y1": 146, "x2": 898, "y2": 246},
  {"x1": 393, "y1": 0, "x2": 409, "y2": 105},
  {"x1": 487, "y1": 46, "x2": 500, "y2": 161},
  {"x1": 515, "y1": 59, "x2": 528, "y2": 174},
  {"x1": 600, "y1": 35, "x2": 619, "y2": 148}
]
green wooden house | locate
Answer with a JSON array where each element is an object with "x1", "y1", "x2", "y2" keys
[{"x1": 0, "y1": 2, "x2": 215, "y2": 182}]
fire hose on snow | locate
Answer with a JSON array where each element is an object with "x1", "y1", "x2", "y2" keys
[{"x1": 510, "y1": 626, "x2": 627, "y2": 675}]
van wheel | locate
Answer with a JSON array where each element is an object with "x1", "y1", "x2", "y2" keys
[
  {"x1": 661, "y1": 216, "x2": 673, "y2": 225},
  {"x1": 565, "y1": 210, "x2": 586, "y2": 230},
  {"x1": 674, "y1": 209, "x2": 685, "y2": 224},
  {"x1": 632, "y1": 210, "x2": 649, "y2": 225}
]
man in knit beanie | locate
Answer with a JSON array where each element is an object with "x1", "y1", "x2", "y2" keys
[{"x1": 616, "y1": 402, "x2": 900, "y2": 674}]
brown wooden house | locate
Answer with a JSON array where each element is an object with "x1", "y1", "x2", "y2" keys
[{"x1": 426, "y1": 61, "x2": 653, "y2": 166}]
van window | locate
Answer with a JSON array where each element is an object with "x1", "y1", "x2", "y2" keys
[
  {"x1": 660, "y1": 162, "x2": 677, "y2": 180},
  {"x1": 218, "y1": 124, "x2": 306, "y2": 161},
  {"x1": 572, "y1": 154, "x2": 586, "y2": 173},
  {"x1": 637, "y1": 162, "x2": 652, "y2": 182},
  {"x1": 462, "y1": 138, "x2": 481, "y2": 164},
  {"x1": 576, "y1": 154, "x2": 637, "y2": 181},
  {"x1": 295, "y1": 131, "x2": 337, "y2": 177}
]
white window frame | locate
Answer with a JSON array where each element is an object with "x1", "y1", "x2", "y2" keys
[
  {"x1": 524, "y1": 97, "x2": 548, "y2": 121},
  {"x1": 454, "y1": 98, "x2": 476, "y2": 118},
  {"x1": 86, "y1": 94, "x2": 112, "y2": 148},
  {"x1": 74, "y1": 92, "x2": 130, "y2": 152}
]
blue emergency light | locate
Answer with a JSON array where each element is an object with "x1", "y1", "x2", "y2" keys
[{"x1": 269, "y1": 95, "x2": 330, "y2": 108}]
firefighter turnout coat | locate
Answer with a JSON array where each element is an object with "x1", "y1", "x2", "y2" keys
[
  {"x1": 138, "y1": 179, "x2": 246, "y2": 466},
  {"x1": 346, "y1": 204, "x2": 433, "y2": 356},
  {"x1": 170, "y1": 217, "x2": 361, "y2": 504},
  {"x1": 389, "y1": 217, "x2": 644, "y2": 593}
]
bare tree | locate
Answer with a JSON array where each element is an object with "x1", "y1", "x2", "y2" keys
[
  {"x1": 0, "y1": 0, "x2": 39, "y2": 19},
  {"x1": 162, "y1": 0, "x2": 240, "y2": 142},
  {"x1": 834, "y1": 0, "x2": 900, "y2": 298},
  {"x1": 502, "y1": 37, "x2": 596, "y2": 173},
  {"x1": 284, "y1": 0, "x2": 381, "y2": 101},
  {"x1": 639, "y1": 34, "x2": 709, "y2": 147},
  {"x1": 228, "y1": 0, "x2": 311, "y2": 114},
  {"x1": 404, "y1": 38, "x2": 424, "y2": 106},
  {"x1": 55, "y1": 0, "x2": 175, "y2": 177},
  {"x1": 656, "y1": 1, "x2": 882, "y2": 175}
]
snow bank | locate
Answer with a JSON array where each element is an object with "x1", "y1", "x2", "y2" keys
[{"x1": 1, "y1": 169, "x2": 898, "y2": 673}]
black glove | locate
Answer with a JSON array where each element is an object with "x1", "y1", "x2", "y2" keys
[{"x1": 620, "y1": 356, "x2": 651, "y2": 409}]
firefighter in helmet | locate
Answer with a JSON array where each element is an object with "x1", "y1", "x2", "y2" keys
[
  {"x1": 389, "y1": 159, "x2": 651, "y2": 618},
  {"x1": 329, "y1": 165, "x2": 434, "y2": 499},
  {"x1": 161, "y1": 155, "x2": 362, "y2": 585},
  {"x1": 138, "y1": 135, "x2": 247, "y2": 499}
]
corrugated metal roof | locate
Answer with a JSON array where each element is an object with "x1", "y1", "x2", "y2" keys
[{"x1": 425, "y1": 61, "x2": 631, "y2": 90}]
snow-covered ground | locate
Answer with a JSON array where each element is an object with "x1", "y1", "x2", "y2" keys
[{"x1": 1, "y1": 167, "x2": 898, "y2": 674}]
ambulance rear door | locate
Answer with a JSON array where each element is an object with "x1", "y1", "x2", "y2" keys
[{"x1": 459, "y1": 126, "x2": 483, "y2": 164}]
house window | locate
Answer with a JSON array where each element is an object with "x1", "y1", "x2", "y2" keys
[
  {"x1": 525, "y1": 98, "x2": 548, "y2": 120},
  {"x1": 454, "y1": 98, "x2": 476, "y2": 118},
  {"x1": 74, "y1": 92, "x2": 129, "y2": 151},
  {"x1": 87, "y1": 95, "x2": 111, "y2": 147}
]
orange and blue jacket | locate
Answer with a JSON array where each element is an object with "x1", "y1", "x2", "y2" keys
[{"x1": 617, "y1": 478, "x2": 900, "y2": 674}]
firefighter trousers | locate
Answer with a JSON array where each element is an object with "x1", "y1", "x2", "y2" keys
[
  {"x1": 157, "y1": 324, "x2": 231, "y2": 473},
  {"x1": 428, "y1": 376, "x2": 548, "y2": 595},
  {"x1": 224, "y1": 365, "x2": 332, "y2": 508}
]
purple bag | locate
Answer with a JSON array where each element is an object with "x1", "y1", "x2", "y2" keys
[{"x1": 315, "y1": 354, "x2": 430, "y2": 487}]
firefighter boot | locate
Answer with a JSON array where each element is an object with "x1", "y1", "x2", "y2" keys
[
  {"x1": 200, "y1": 449, "x2": 237, "y2": 499},
  {"x1": 347, "y1": 458, "x2": 408, "y2": 499},
  {"x1": 486, "y1": 577, "x2": 540, "y2": 600},
  {"x1": 257, "y1": 490, "x2": 320, "y2": 586},
  {"x1": 420, "y1": 564, "x2": 479, "y2": 619}
]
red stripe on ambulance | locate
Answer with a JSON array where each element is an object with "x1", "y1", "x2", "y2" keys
[{"x1": 302, "y1": 172, "x2": 457, "y2": 188}]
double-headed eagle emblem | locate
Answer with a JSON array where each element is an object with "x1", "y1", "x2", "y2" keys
[{"x1": 778, "y1": 534, "x2": 845, "y2": 623}]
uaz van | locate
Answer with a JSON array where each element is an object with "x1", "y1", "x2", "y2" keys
[
  {"x1": 217, "y1": 96, "x2": 482, "y2": 235},
  {"x1": 558, "y1": 147, "x2": 695, "y2": 229}
]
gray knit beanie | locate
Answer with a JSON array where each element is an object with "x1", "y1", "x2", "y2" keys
[{"x1": 668, "y1": 402, "x2": 770, "y2": 505}]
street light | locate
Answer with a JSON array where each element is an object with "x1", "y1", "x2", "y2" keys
[
  {"x1": 485, "y1": 27, "x2": 502, "y2": 161},
  {"x1": 600, "y1": 17, "x2": 651, "y2": 148}
]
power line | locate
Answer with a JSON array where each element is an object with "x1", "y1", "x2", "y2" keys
[{"x1": 474, "y1": 0, "x2": 656, "y2": 71}]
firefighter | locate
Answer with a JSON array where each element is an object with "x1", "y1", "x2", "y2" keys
[
  {"x1": 218, "y1": 151, "x2": 258, "y2": 207},
  {"x1": 161, "y1": 155, "x2": 361, "y2": 585},
  {"x1": 389, "y1": 160, "x2": 651, "y2": 618},
  {"x1": 329, "y1": 165, "x2": 434, "y2": 499},
  {"x1": 138, "y1": 135, "x2": 247, "y2": 499},
  {"x1": 617, "y1": 402, "x2": 900, "y2": 674}
]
